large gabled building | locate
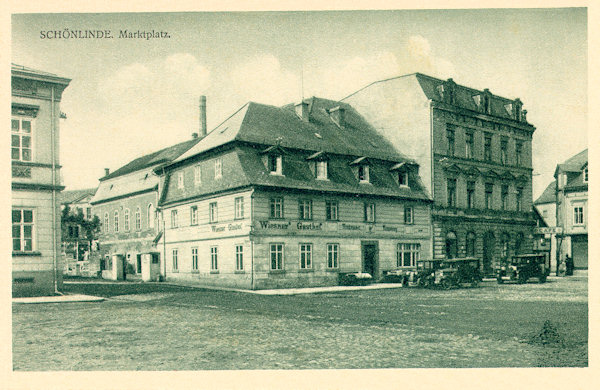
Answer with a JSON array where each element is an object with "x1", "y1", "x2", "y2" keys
[
  {"x1": 344, "y1": 73, "x2": 536, "y2": 275},
  {"x1": 156, "y1": 97, "x2": 433, "y2": 289},
  {"x1": 90, "y1": 136, "x2": 202, "y2": 279},
  {"x1": 11, "y1": 64, "x2": 71, "y2": 296}
]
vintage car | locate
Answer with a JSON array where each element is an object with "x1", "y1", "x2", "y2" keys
[
  {"x1": 496, "y1": 254, "x2": 550, "y2": 284},
  {"x1": 430, "y1": 257, "x2": 482, "y2": 289}
]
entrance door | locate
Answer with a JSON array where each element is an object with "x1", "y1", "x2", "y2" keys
[
  {"x1": 362, "y1": 242, "x2": 378, "y2": 277},
  {"x1": 483, "y1": 231, "x2": 495, "y2": 276},
  {"x1": 136, "y1": 254, "x2": 142, "y2": 274}
]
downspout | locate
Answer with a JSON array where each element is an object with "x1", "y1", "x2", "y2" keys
[
  {"x1": 51, "y1": 86, "x2": 60, "y2": 294},
  {"x1": 428, "y1": 99, "x2": 435, "y2": 259},
  {"x1": 250, "y1": 190, "x2": 255, "y2": 290}
]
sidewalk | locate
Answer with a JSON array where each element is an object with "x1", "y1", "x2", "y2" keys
[{"x1": 13, "y1": 294, "x2": 105, "y2": 304}]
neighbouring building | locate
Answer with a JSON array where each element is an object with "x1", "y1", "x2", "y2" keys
[
  {"x1": 156, "y1": 97, "x2": 432, "y2": 289},
  {"x1": 554, "y1": 149, "x2": 588, "y2": 269},
  {"x1": 533, "y1": 179, "x2": 559, "y2": 269},
  {"x1": 11, "y1": 64, "x2": 71, "y2": 296},
  {"x1": 60, "y1": 188, "x2": 99, "y2": 276},
  {"x1": 90, "y1": 135, "x2": 202, "y2": 280},
  {"x1": 344, "y1": 73, "x2": 536, "y2": 275}
]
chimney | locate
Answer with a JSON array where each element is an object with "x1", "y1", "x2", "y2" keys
[
  {"x1": 295, "y1": 101, "x2": 310, "y2": 122},
  {"x1": 104, "y1": 168, "x2": 110, "y2": 177},
  {"x1": 329, "y1": 106, "x2": 345, "y2": 128},
  {"x1": 199, "y1": 95, "x2": 207, "y2": 137}
]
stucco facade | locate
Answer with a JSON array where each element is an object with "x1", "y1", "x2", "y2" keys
[{"x1": 11, "y1": 64, "x2": 70, "y2": 296}]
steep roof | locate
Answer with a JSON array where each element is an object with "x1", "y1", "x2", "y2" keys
[
  {"x1": 174, "y1": 97, "x2": 411, "y2": 165},
  {"x1": 344, "y1": 72, "x2": 531, "y2": 124},
  {"x1": 534, "y1": 181, "x2": 556, "y2": 205},
  {"x1": 102, "y1": 137, "x2": 201, "y2": 181},
  {"x1": 59, "y1": 188, "x2": 97, "y2": 205},
  {"x1": 556, "y1": 149, "x2": 588, "y2": 173}
]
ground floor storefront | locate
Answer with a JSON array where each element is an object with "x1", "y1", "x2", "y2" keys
[
  {"x1": 433, "y1": 214, "x2": 535, "y2": 276},
  {"x1": 557, "y1": 233, "x2": 588, "y2": 270}
]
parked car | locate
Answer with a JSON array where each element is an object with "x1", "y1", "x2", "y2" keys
[
  {"x1": 414, "y1": 259, "x2": 444, "y2": 288},
  {"x1": 432, "y1": 257, "x2": 482, "y2": 289},
  {"x1": 496, "y1": 254, "x2": 550, "y2": 284}
]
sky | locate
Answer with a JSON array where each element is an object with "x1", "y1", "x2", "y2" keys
[{"x1": 11, "y1": 8, "x2": 587, "y2": 198}]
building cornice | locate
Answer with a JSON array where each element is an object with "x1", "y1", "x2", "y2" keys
[{"x1": 12, "y1": 183, "x2": 65, "y2": 191}]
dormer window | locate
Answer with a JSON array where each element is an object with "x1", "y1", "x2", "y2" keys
[
  {"x1": 307, "y1": 151, "x2": 329, "y2": 180},
  {"x1": 390, "y1": 161, "x2": 413, "y2": 188},
  {"x1": 268, "y1": 154, "x2": 282, "y2": 175},
  {"x1": 262, "y1": 145, "x2": 286, "y2": 176},
  {"x1": 358, "y1": 165, "x2": 369, "y2": 183}
]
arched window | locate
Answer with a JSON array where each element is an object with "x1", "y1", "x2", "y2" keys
[
  {"x1": 124, "y1": 209, "x2": 130, "y2": 231},
  {"x1": 135, "y1": 207, "x2": 142, "y2": 230},
  {"x1": 501, "y1": 233, "x2": 510, "y2": 259},
  {"x1": 114, "y1": 210, "x2": 119, "y2": 233},
  {"x1": 514, "y1": 232, "x2": 524, "y2": 255},
  {"x1": 148, "y1": 203, "x2": 155, "y2": 228},
  {"x1": 103, "y1": 212, "x2": 109, "y2": 233},
  {"x1": 445, "y1": 231, "x2": 458, "y2": 259},
  {"x1": 466, "y1": 232, "x2": 476, "y2": 257}
]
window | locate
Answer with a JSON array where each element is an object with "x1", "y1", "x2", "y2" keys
[
  {"x1": 124, "y1": 209, "x2": 130, "y2": 231},
  {"x1": 210, "y1": 247, "x2": 218, "y2": 271},
  {"x1": 501, "y1": 185, "x2": 509, "y2": 211},
  {"x1": 12, "y1": 209, "x2": 33, "y2": 252},
  {"x1": 236, "y1": 245, "x2": 244, "y2": 271},
  {"x1": 358, "y1": 165, "x2": 370, "y2": 183},
  {"x1": 465, "y1": 131, "x2": 474, "y2": 159},
  {"x1": 500, "y1": 138, "x2": 508, "y2": 165},
  {"x1": 516, "y1": 187, "x2": 523, "y2": 212},
  {"x1": 573, "y1": 206, "x2": 584, "y2": 225},
  {"x1": 467, "y1": 181, "x2": 475, "y2": 209},
  {"x1": 209, "y1": 202, "x2": 218, "y2": 223},
  {"x1": 299, "y1": 243, "x2": 312, "y2": 269},
  {"x1": 445, "y1": 232, "x2": 458, "y2": 259},
  {"x1": 172, "y1": 249, "x2": 178, "y2": 271},
  {"x1": 398, "y1": 171, "x2": 408, "y2": 187},
  {"x1": 364, "y1": 203, "x2": 376, "y2": 222},
  {"x1": 446, "y1": 126, "x2": 455, "y2": 156},
  {"x1": 501, "y1": 233, "x2": 510, "y2": 259},
  {"x1": 104, "y1": 212, "x2": 109, "y2": 233},
  {"x1": 135, "y1": 207, "x2": 141, "y2": 230},
  {"x1": 86, "y1": 207, "x2": 92, "y2": 220},
  {"x1": 316, "y1": 160, "x2": 328, "y2": 180},
  {"x1": 484, "y1": 134, "x2": 492, "y2": 162},
  {"x1": 326, "y1": 201, "x2": 338, "y2": 221},
  {"x1": 404, "y1": 206, "x2": 414, "y2": 224},
  {"x1": 194, "y1": 165, "x2": 202, "y2": 186},
  {"x1": 114, "y1": 210, "x2": 119, "y2": 232},
  {"x1": 214, "y1": 158, "x2": 222, "y2": 179},
  {"x1": 298, "y1": 200, "x2": 312, "y2": 220},
  {"x1": 270, "y1": 198, "x2": 283, "y2": 219},
  {"x1": 485, "y1": 183, "x2": 494, "y2": 209},
  {"x1": 171, "y1": 209, "x2": 178, "y2": 228},
  {"x1": 515, "y1": 142, "x2": 523, "y2": 166},
  {"x1": 270, "y1": 243, "x2": 284, "y2": 270},
  {"x1": 268, "y1": 154, "x2": 282, "y2": 175},
  {"x1": 466, "y1": 232, "x2": 476, "y2": 257},
  {"x1": 148, "y1": 204, "x2": 155, "y2": 228},
  {"x1": 191, "y1": 247, "x2": 198, "y2": 271},
  {"x1": 397, "y1": 243, "x2": 420, "y2": 267},
  {"x1": 190, "y1": 206, "x2": 198, "y2": 225},
  {"x1": 11, "y1": 117, "x2": 33, "y2": 161},
  {"x1": 583, "y1": 167, "x2": 588, "y2": 183},
  {"x1": 327, "y1": 244, "x2": 339, "y2": 269},
  {"x1": 177, "y1": 172, "x2": 184, "y2": 189},
  {"x1": 447, "y1": 178, "x2": 457, "y2": 207},
  {"x1": 235, "y1": 197, "x2": 244, "y2": 219}
]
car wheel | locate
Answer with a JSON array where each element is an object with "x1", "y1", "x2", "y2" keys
[
  {"x1": 539, "y1": 275, "x2": 547, "y2": 283},
  {"x1": 517, "y1": 273, "x2": 528, "y2": 284},
  {"x1": 497, "y1": 276, "x2": 504, "y2": 284},
  {"x1": 440, "y1": 278, "x2": 451, "y2": 290},
  {"x1": 471, "y1": 278, "x2": 479, "y2": 288}
]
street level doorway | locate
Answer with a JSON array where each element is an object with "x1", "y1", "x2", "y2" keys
[{"x1": 362, "y1": 241, "x2": 379, "y2": 278}]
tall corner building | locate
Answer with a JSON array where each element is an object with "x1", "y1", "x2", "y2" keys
[{"x1": 344, "y1": 73, "x2": 536, "y2": 275}]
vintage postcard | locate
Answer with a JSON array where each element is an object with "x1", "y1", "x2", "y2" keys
[{"x1": 5, "y1": 1, "x2": 594, "y2": 389}]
